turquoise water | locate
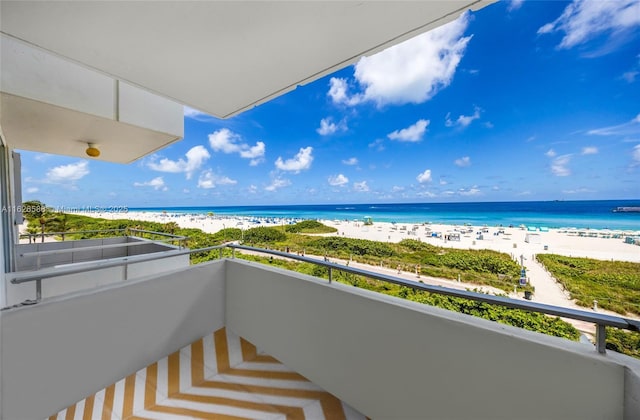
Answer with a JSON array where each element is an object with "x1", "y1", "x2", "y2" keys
[{"x1": 128, "y1": 200, "x2": 640, "y2": 231}]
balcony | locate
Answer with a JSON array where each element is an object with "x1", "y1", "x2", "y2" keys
[
  {"x1": 2, "y1": 246, "x2": 639, "y2": 419},
  {"x1": 5, "y1": 229, "x2": 188, "y2": 307}
]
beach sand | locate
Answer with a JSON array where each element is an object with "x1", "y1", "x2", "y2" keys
[
  {"x1": 75, "y1": 211, "x2": 640, "y2": 263},
  {"x1": 30, "y1": 210, "x2": 639, "y2": 334}
]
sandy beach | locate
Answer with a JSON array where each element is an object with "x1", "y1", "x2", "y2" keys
[
  {"x1": 36, "y1": 210, "x2": 638, "y2": 334},
  {"x1": 76, "y1": 210, "x2": 640, "y2": 263}
]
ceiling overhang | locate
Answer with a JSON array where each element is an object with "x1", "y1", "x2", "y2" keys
[
  {"x1": 1, "y1": 93, "x2": 181, "y2": 164},
  {"x1": 0, "y1": 1, "x2": 494, "y2": 119}
]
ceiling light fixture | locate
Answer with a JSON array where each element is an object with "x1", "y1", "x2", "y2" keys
[{"x1": 85, "y1": 143, "x2": 100, "y2": 158}]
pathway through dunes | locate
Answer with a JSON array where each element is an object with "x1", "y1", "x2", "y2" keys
[{"x1": 49, "y1": 327, "x2": 366, "y2": 420}]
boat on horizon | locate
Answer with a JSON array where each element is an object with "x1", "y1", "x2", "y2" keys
[{"x1": 612, "y1": 206, "x2": 640, "y2": 213}]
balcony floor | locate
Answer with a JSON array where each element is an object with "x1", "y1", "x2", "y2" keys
[{"x1": 48, "y1": 327, "x2": 366, "y2": 420}]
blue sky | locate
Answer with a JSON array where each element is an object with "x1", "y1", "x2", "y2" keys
[{"x1": 20, "y1": 0, "x2": 640, "y2": 207}]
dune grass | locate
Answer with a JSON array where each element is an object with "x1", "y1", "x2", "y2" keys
[{"x1": 536, "y1": 254, "x2": 640, "y2": 316}]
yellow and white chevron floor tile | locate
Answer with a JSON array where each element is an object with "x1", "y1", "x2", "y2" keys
[{"x1": 48, "y1": 327, "x2": 367, "y2": 419}]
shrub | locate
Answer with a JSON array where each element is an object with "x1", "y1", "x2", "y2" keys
[
  {"x1": 285, "y1": 220, "x2": 337, "y2": 234},
  {"x1": 243, "y1": 226, "x2": 287, "y2": 244}
]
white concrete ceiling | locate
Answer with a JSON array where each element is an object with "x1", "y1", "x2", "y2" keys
[
  {"x1": 1, "y1": 1, "x2": 492, "y2": 119},
  {"x1": 1, "y1": 93, "x2": 181, "y2": 164}
]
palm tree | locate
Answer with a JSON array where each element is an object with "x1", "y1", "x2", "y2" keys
[
  {"x1": 49, "y1": 212, "x2": 70, "y2": 241},
  {"x1": 25, "y1": 225, "x2": 39, "y2": 243},
  {"x1": 164, "y1": 222, "x2": 180, "y2": 235},
  {"x1": 21, "y1": 200, "x2": 46, "y2": 222}
]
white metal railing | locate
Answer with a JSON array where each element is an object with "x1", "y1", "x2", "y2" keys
[
  {"x1": 5, "y1": 242, "x2": 640, "y2": 354},
  {"x1": 18, "y1": 228, "x2": 187, "y2": 246}
]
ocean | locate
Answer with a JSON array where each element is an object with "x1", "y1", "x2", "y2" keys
[{"x1": 128, "y1": 200, "x2": 640, "y2": 231}]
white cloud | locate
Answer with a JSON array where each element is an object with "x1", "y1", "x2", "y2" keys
[
  {"x1": 445, "y1": 106, "x2": 481, "y2": 128},
  {"x1": 439, "y1": 179, "x2": 448, "y2": 185},
  {"x1": 454, "y1": 156, "x2": 471, "y2": 167},
  {"x1": 342, "y1": 157, "x2": 358, "y2": 166},
  {"x1": 508, "y1": 0, "x2": 525, "y2": 12},
  {"x1": 545, "y1": 149, "x2": 557, "y2": 157},
  {"x1": 328, "y1": 77, "x2": 355, "y2": 106},
  {"x1": 248, "y1": 185, "x2": 258, "y2": 194},
  {"x1": 328, "y1": 174, "x2": 349, "y2": 186},
  {"x1": 392, "y1": 186, "x2": 405, "y2": 192},
  {"x1": 34, "y1": 153, "x2": 54, "y2": 162},
  {"x1": 275, "y1": 147, "x2": 313, "y2": 173},
  {"x1": 265, "y1": 178, "x2": 291, "y2": 192},
  {"x1": 208, "y1": 128, "x2": 266, "y2": 165},
  {"x1": 353, "y1": 181, "x2": 369, "y2": 192},
  {"x1": 387, "y1": 119, "x2": 429, "y2": 142},
  {"x1": 588, "y1": 113, "x2": 640, "y2": 136},
  {"x1": 459, "y1": 186, "x2": 481, "y2": 196},
  {"x1": 134, "y1": 176, "x2": 167, "y2": 191},
  {"x1": 328, "y1": 13, "x2": 471, "y2": 107},
  {"x1": 622, "y1": 70, "x2": 639, "y2": 83},
  {"x1": 183, "y1": 106, "x2": 211, "y2": 120},
  {"x1": 416, "y1": 191, "x2": 437, "y2": 198},
  {"x1": 538, "y1": 0, "x2": 640, "y2": 49},
  {"x1": 147, "y1": 145, "x2": 210, "y2": 179},
  {"x1": 197, "y1": 170, "x2": 237, "y2": 189},
  {"x1": 551, "y1": 154, "x2": 572, "y2": 176},
  {"x1": 239, "y1": 142, "x2": 266, "y2": 166},
  {"x1": 26, "y1": 187, "x2": 39, "y2": 194},
  {"x1": 368, "y1": 139, "x2": 385, "y2": 152},
  {"x1": 46, "y1": 161, "x2": 89, "y2": 183},
  {"x1": 562, "y1": 187, "x2": 596, "y2": 194},
  {"x1": 317, "y1": 117, "x2": 347, "y2": 136},
  {"x1": 633, "y1": 144, "x2": 640, "y2": 163},
  {"x1": 416, "y1": 169, "x2": 432, "y2": 183},
  {"x1": 581, "y1": 146, "x2": 598, "y2": 155}
]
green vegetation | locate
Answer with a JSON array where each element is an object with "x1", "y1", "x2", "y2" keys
[
  {"x1": 536, "y1": 254, "x2": 640, "y2": 316},
  {"x1": 605, "y1": 328, "x2": 640, "y2": 358},
  {"x1": 261, "y1": 236, "x2": 526, "y2": 293},
  {"x1": 243, "y1": 226, "x2": 287, "y2": 244},
  {"x1": 237, "y1": 252, "x2": 580, "y2": 342},
  {"x1": 25, "y1": 206, "x2": 640, "y2": 358},
  {"x1": 285, "y1": 220, "x2": 337, "y2": 234}
]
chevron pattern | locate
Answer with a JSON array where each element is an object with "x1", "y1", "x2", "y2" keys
[{"x1": 48, "y1": 327, "x2": 366, "y2": 419}]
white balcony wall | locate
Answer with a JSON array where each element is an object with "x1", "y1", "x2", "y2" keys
[
  {"x1": 2, "y1": 259, "x2": 639, "y2": 419},
  {"x1": 226, "y1": 260, "x2": 640, "y2": 420},
  {"x1": 6, "y1": 254, "x2": 190, "y2": 306},
  {"x1": 0, "y1": 260, "x2": 226, "y2": 420}
]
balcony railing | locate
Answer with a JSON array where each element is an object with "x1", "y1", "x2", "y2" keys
[
  {"x1": 5, "y1": 242, "x2": 639, "y2": 354},
  {"x1": 19, "y1": 227, "x2": 188, "y2": 247}
]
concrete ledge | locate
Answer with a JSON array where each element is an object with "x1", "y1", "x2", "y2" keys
[
  {"x1": 226, "y1": 259, "x2": 628, "y2": 420},
  {"x1": 0, "y1": 260, "x2": 225, "y2": 420}
]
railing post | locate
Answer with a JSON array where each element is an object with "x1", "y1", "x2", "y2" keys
[
  {"x1": 123, "y1": 263, "x2": 128, "y2": 281},
  {"x1": 596, "y1": 323, "x2": 607, "y2": 354},
  {"x1": 232, "y1": 248, "x2": 236, "y2": 259},
  {"x1": 328, "y1": 266, "x2": 332, "y2": 283},
  {"x1": 219, "y1": 248, "x2": 223, "y2": 259},
  {"x1": 36, "y1": 279, "x2": 42, "y2": 301}
]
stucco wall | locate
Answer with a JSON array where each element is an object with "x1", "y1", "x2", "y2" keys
[
  {"x1": 0, "y1": 260, "x2": 225, "y2": 420},
  {"x1": 226, "y1": 259, "x2": 629, "y2": 420}
]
